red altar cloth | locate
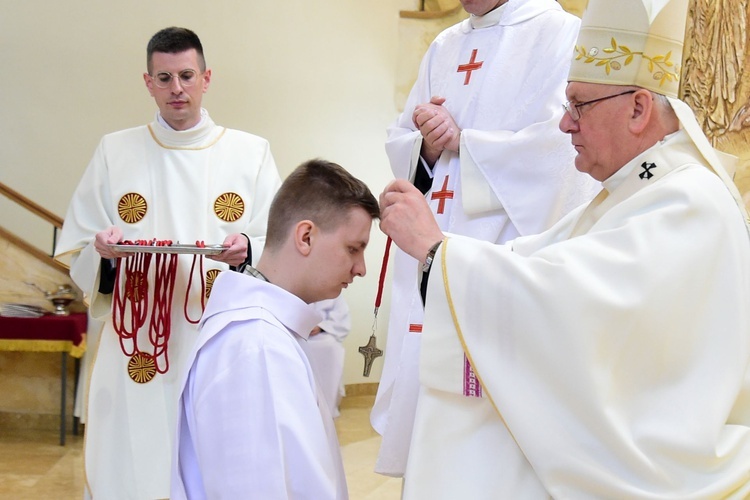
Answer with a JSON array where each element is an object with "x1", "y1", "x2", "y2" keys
[{"x1": 0, "y1": 312, "x2": 87, "y2": 357}]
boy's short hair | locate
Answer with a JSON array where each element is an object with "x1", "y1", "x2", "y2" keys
[{"x1": 265, "y1": 159, "x2": 380, "y2": 249}]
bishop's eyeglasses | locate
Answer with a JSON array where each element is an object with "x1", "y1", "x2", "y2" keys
[
  {"x1": 150, "y1": 69, "x2": 201, "y2": 89},
  {"x1": 562, "y1": 90, "x2": 636, "y2": 122}
]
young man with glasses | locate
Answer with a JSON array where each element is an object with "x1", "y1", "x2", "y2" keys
[
  {"x1": 376, "y1": 0, "x2": 750, "y2": 497},
  {"x1": 56, "y1": 26, "x2": 281, "y2": 499}
]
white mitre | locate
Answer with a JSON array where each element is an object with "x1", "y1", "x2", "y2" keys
[
  {"x1": 569, "y1": 0, "x2": 687, "y2": 97},
  {"x1": 569, "y1": 0, "x2": 749, "y2": 224}
]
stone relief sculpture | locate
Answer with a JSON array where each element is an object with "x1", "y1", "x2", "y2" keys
[
  {"x1": 682, "y1": 0, "x2": 747, "y2": 138},
  {"x1": 682, "y1": 0, "x2": 750, "y2": 201}
]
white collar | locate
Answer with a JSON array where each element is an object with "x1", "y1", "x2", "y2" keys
[
  {"x1": 601, "y1": 130, "x2": 681, "y2": 193},
  {"x1": 469, "y1": 2, "x2": 509, "y2": 29},
  {"x1": 156, "y1": 107, "x2": 208, "y2": 131}
]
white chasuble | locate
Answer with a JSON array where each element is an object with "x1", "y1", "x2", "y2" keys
[
  {"x1": 373, "y1": 0, "x2": 600, "y2": 476},
  {"x1": 172, "y1": 271, "x2": 347, "y2": 500},
  {"x1": 55, "y1": 111, "x2": 281, "y2": 499},
  {"x1": 406, "y1": 131, "x2": 750, "y2": 499}
]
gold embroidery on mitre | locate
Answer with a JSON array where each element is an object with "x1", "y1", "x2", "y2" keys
[
  {"x1": 118, "y1": 193, "x2": 148, "y2": 223},
  {"x1": 128, "y1": 352, "x2": 157, "y2": 383},
  {"x1": 214, "y1": 192, "x2": 245, "y2": 222},
  {"x1": 206, "y1": 269, "x2": 221, "y2": 299},
  {"x1": 575, "y1": 37, "x2": 681, "y2": 87}
]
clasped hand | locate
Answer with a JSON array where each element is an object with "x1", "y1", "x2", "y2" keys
[{"x1": 413, "y1": 96, "x2": 460, "y2": 164}]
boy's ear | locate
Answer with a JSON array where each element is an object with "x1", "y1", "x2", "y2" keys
[{"x1": 294, "y1": 220, "x2": 314, "y2": 256}]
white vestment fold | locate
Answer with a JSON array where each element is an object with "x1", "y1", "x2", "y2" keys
[
  {"x1": 406, "y1": 130, "x2": 750, "y2": 498},
  {"x1": 171, "y1": 271, "x2": 348, "y2": 500}
]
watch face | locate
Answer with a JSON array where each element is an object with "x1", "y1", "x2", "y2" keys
[{"x1": 422, "y1": 240, "x2": 443, "y2": 273}]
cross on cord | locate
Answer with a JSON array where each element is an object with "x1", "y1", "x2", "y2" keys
[
  {"x1": 359, "y1": 334, "x2": 383, "y2": 377},
  {"x1": 431, "y1": 175, "x2": 454, "y2": 214},
  {"x1": 457, "y1": 48, "x2": 484, "y2": 85}
]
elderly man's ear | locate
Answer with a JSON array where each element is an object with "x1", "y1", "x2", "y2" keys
[{"x1": 628, "y1": 89, "x2": 655, "y2": 134}]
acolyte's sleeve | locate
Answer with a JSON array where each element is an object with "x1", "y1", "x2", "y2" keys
[{"x1": 188, "y1": 325, "x2": 339, "y2": 498}]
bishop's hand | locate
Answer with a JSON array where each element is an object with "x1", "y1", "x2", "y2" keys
[{"x1": 379, "y1": 179, "x2": 445, "y2": 264}]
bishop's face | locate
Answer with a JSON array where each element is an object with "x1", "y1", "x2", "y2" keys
[
  {"x1": 559, "y1": 82, "x2": 635, "y2": 182},
  {"x1": 460, "y1": 0, "x2": 508, "y2": 16},
  {"x1": 144, "y1": 49, "x2": 211, "y2": 131}
]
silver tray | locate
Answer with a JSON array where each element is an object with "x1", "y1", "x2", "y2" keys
[{"x1": 108, "y1": 244, "x2": 226, "y2": 255}]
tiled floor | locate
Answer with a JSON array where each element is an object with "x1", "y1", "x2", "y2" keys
[{"x1": 0, "y1": 395, "x2": 402, "y2": 499}]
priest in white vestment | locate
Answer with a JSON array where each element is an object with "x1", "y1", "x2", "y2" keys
[
  {"x1": 55, "y1": 28, "x2": 281, "y2": 499},
  {"x1": 372, "y1": 0, "x2": 600, "y2": 477},
  {"x1": 377, "y1": 0, "x2": 750, "y2": 497},
  {"x1": 171, "y1": 159, "x2": 380, "y2": 499}
]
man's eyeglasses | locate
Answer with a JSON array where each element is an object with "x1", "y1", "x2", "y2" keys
[
  {"x1": 562, "y1": 90, "x2": 636, "y2": 122},
  {"x1": 150, "y1": 69, "x2": 201, "y2": 89}
]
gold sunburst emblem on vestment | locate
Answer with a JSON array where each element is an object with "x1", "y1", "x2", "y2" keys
[
  {"x1": 128, "y1": 352, "x2": 157, "y2": 383},
  {"x1": 206, "y1": 269, "x2": 221, "y2": 299},
  {"x1": 214, "y1": 192, "x2": 244, "y2": 222},
  {"x1": 125, "y1": 271, "x2": 148, "y2": 302},
  {"x1": 118, "y1": 193, "x2": 148, "y2": 223}
]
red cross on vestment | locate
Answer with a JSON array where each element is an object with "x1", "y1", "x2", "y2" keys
[
  {"x1": 431, "y1": 176, "x2": 454, "y2": 214},
  {"x1": 409, "y1": 324, "x2": 423, "y2": 333},
  {"x1": 457, "y1": 49, "x2": 484, "y2": 85}
]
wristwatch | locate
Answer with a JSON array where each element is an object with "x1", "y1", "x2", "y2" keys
[{"x1": 422, "y1": 239, "x2": 443, "y2": 273}]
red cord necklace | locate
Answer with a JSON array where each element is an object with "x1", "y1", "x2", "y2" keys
[
  {"x1": 358, "y1": 237, "x2": 389, "y2": 376},
  {"x1": 184, "y1": 241, "x2": 206, "y2": 324},
  {"x1": 111, "y1": 239, "x2": 208, "y2": 383},
  {"x1": 112, "y1": 246, "x2": 151, "y2": 355}
]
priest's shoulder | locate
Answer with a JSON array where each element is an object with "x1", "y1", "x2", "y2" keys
[
  {"x1": 220, "y1": 127, "x2": 272, "y2": 149},
  {"x1": 540, "y1": 3, "x2": 581, "y2": 32},
  {"x1": 666, "y1": 163, "x2": 746, "y2": 218},
  {"x1": 100, "y1": 123, "x2": 151, "y2": 142}
]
